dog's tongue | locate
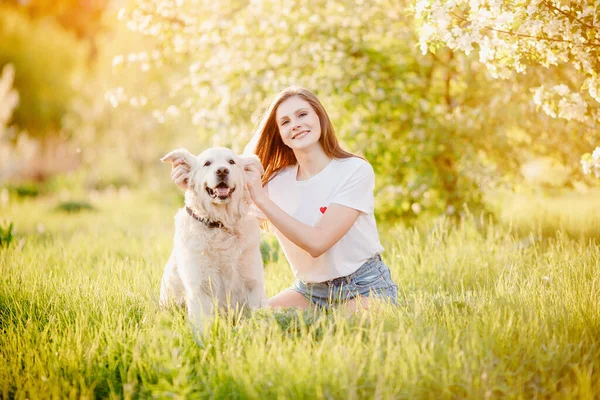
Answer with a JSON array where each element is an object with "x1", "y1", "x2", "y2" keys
[{"x1": 215, "y1": 187, "x2": 230, "y2": 196}]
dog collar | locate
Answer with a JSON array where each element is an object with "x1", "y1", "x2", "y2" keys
[{"x1": 185, "y1": 207, "x2": 225, "y2": 229}]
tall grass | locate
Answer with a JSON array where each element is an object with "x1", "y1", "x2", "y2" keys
[{"x1": 1, "y1": 189, "x2": 599, "y2": 399}]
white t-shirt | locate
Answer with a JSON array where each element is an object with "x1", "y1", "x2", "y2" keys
[{"x1": 266, "y1": 157, "x2": 384, "y2": 283}]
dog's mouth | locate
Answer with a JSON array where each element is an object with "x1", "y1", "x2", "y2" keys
[{"x1": 206, "y1": 182, "x2": 235, "y2": 200}]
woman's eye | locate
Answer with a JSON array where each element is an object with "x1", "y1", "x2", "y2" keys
[
  {"x1": 299, "y1": 112, "x2": 307, "y2": 117},
  {"x1": 229, "y1": 159, "x2": 235, "y2": 165},
  {"x1": 281, "y1": 120, "x2": 289, "y2": 126},
  {"x1": 204, "y1": 161, "x2": 211, "y2": 167}
]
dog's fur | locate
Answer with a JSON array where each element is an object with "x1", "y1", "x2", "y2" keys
[{"x1": 160, "y1": 147, "x2": 267, "y2": 333}]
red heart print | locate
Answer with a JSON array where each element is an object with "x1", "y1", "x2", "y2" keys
[{"x1": 320, "y1": 207, "x2": 327, "y2": 214}]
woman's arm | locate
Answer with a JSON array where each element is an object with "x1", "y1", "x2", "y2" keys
[
  {"x1": 248, "y1": 199, "x2": 269, "y2": 225},
  {"x1": 256, "y1": 197, "x2": 359, "y2": 258},
  {"x1": 244, "y1": 164, "x2": 360, "y2": 258}
]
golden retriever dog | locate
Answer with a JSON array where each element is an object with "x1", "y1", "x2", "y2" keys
[{"x1": 160, "y1": 147, "x2": 267, "y2": 335}]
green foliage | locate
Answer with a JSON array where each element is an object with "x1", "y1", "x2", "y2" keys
[
  {"x1": 0, "y1": 5, "x2": 87, "y2": 137},
  {"x1": 0, "y1": 220, "x2": 13, "y2": 248},
  {"x1": 3, "y1": 182, "x2": 41, "y2": 198},
  {"x1": 1, "y1": 189, "x2": 600, "y2": 398},
  {"x1": 54, "y1": 201, "x2": 95, "y2": 214}
]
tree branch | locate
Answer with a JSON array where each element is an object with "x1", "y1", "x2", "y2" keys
[
  {"x1": 450, "y1": 11, "x2": 600, "y2": 48},
  {"x1": 541, "y1": 0, "x2": 598, "y2": 32}
]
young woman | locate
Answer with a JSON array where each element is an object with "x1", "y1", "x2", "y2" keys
[{"x1": 171, "y1": 86, "x2": 397, "y2": 311}]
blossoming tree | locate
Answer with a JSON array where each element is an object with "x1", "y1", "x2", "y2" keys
[
  {"x1": 414, "y1": 0, "x2": 600, "y2": 177},
  {"x1": 116, "y1": 0, "x2": 597, "y2": 219}
]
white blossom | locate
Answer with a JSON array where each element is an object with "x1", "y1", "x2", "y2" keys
[
  {"x1": 414, "y1": 0, "x2": 599, "y2": 177},
  {"x1": 581, "y1": 147, "x2": 600, "y2": 178}
]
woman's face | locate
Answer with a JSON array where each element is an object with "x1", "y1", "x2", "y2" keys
[{"x1": 275, "y1": 96, "x2": 322, "y2": 152}]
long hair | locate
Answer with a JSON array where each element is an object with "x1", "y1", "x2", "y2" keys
[{"x1": 252, "y1": 86, "x2": 358, "y2": 186}]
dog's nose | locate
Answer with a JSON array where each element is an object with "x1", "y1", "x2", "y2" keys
[{"x1": 216, "y1": 167, "x2": 229, "y2": 177}]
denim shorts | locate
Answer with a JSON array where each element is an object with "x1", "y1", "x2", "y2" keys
[{"x1": 290, "y1": 254, "x2": 398, "y2": 309}]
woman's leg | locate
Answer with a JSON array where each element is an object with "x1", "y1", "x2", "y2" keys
[
  {"x1": 268, "y1": 289, "x2": 312, "y2": 309},
  {"x1": 342, "y1": 296, "x2": 371, "y2": 312}
]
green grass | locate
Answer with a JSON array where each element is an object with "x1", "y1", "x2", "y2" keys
[
  {"x1": 492, "y1": 188, "x2": 600, "y2": 240},
  {"x1": 1, "y1": 189, "x2": 599, "y2": 399}
]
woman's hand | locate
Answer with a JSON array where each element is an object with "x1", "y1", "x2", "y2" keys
[
  {"x1": 171, "y1": 159, "x2": 190, "y2": 191},
  {"x1": 244, "y1": 163, "x2": 267, "y2": 204}
]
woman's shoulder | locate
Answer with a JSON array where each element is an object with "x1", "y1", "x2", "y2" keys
[{"x1": 333, "y1": 156, "x2": 374, "y2": 174}]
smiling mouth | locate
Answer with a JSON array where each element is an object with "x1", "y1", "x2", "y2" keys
[
  {"x1": 206, "y1": 182, "x2": 236, "y2": 200},
  {"x1": 292, "y1": 130, "x2": 309, "y2": 140}
]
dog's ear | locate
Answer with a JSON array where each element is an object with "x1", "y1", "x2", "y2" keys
[
  {"x1": 238, "y1": 154, "x2": 264, "y2": 175},
  {"x1": 160, "y1": 148, "x2": 197, "y2": 168}
]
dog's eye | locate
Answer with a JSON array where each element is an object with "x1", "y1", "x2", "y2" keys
[
  {"x1": 204, "y1": 161, "x2": 211, "y2": 167},
  {"x1": 228, "y1": 159, "x2": 235, "y2": 165}
]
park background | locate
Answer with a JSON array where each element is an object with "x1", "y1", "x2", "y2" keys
[{"x1": 1, "y1": 0, "x2": 599, "y2": 398}]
